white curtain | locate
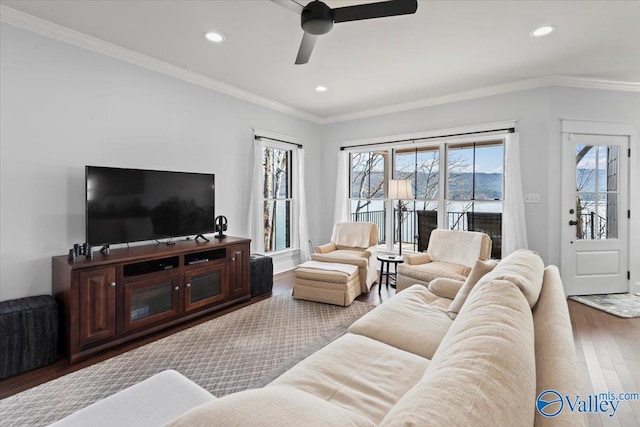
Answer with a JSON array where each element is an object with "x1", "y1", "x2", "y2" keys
[
  {"x1": 502, "y1": 132, "x2": 528, "y2": 256},
  {"x1": 248, "y1": 138, "x2": 264, "y2": 254},
  {"x1": 333, "y1": 150, "x2": 349, "y2": 224},
  {"x1": 295, "y1": 149, "x2": 311, "y2": 262}
]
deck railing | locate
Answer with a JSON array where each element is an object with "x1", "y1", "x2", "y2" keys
[
  {"x1": 579, "y1": 212, "x2": 607, "y2": 240},
  {"x1": 350, "y1": 209, "x2": 474, "y2": 246}
]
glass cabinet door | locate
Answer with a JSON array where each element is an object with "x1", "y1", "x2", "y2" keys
[
  {"x1": 123, "y1": 274, "x2": 181, "y2": 332},
  {"x1": 184, "y1": 263, "x2": 226, "y2": 312}
]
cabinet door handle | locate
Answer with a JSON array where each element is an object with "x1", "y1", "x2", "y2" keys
[
  {"x1": 174, "y1": 286, "x2": 180, "y2": 291},
  {"x1": 186, "y1": 283, "x2": 191, "y2": 288},
  {"x1": 232, "y1": 257, "x2": 236, "y2": 261},
  {"x1": 109, "y1": 282, "x2": 116, "y2": 287}
]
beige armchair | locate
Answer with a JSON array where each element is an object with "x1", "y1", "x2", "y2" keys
[
  {"x1": 396, "y1": 229, "x2": 492, "y2": 292},
  {"x1": 311, "y1": 222, "x2": 378, "y2": 293}
]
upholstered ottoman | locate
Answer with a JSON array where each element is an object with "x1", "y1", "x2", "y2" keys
[
  {"x1": 0, "y1": 295, "x2": 59, "y2": 379},
  {"x1": 250, "y1": 254, "x2": 273, "y2": 297},
  {"x1": 293, "y1": 261, "x2": 360, "y2": 306}
]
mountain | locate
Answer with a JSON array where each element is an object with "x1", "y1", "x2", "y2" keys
[{"x1": 351, "y1": 171, "x2": 503, "y2": 200}]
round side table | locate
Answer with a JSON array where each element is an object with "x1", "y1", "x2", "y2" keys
[{"x1": 377, "y1": 254, "x2": 404, "y2": 294}]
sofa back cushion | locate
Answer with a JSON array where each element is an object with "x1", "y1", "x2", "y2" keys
[
  {"x1": 447, "y1": 259, "x2": 499, "y2": 319},
  {"x1": 476, "y1": 249, "x2": 544, "y2": 308},
  {"x1": 331, "y1": 222, "x2": 377, "y2": 250},
  {"x1": 427, "y1": 229, "x2": 491, "y2": 267},
  {"x1": 380, "y1": 279, "x2": 536, "y2": 427}
]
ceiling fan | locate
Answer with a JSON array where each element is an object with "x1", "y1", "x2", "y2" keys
[{"x1": 272, "y1": 0, "x2": 418, "y2": 64}]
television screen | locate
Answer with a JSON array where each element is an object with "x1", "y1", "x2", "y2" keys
[{"x1": 86, "y1": 166, "x2": 215, "y2": 245}]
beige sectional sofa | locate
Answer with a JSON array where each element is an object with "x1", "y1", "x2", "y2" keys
[{"x1": 52, "y1": 250, "x2": 584, "y2": 427}]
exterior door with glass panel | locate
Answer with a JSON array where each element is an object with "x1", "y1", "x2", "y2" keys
[{"x1": 561, "y1": 133, "x2": 629, "y2": 295}]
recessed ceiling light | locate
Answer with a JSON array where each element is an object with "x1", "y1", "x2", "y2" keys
[
  {"x1": 315, "y1": 85, "x2": 328, "y2": 92},
  {"x1": 530, "y1": 25, "x2": 555, "y2": 37},
  {"x1": 204, "y1": 32, "x2": 225, "y2": 43}
]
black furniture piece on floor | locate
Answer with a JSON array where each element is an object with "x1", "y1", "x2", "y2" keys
[
  {"x1": 250, "y1": 254, "x2": 273, "y2": 297},
  {"x1": 377, "y1": 254, "x2": 404, "y2": 295},
  {"x1": 0, "y1": 295, "x2": 59, "y2": 379},
  {"x1": 416, "y1": 210, "x2": 438, "y2": 252},
  {"x1": 466, "y1": 212, "x2": 502, "y2": 259}
]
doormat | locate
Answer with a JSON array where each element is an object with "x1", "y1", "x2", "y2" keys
[{"x1": 569, "y1": 293, "x2": 640, "y2": 318}]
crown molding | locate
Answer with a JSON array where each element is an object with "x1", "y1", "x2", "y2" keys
[
  {"x1": 0, "y1": 5, "x2": 323, "y2": 124},
  {"x1": 548, "y1": 75, "x2": 640, "y2": 92},
  {"x1": 320, "y1": 76, "x2": 640, "y2": 124},
  {"x1": 2, "y1": 5, "x2": 638, "y2": 126}
]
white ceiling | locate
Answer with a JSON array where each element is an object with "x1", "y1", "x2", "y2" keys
[{"x1": 1, "y1": 0, "x2": 639, "y2": 122}]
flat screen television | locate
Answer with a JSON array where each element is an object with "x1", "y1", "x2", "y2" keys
[{"x1": 86, "y1": 166, "x2": 215, "y2": 246}]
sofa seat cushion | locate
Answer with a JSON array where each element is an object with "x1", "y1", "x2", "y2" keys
[
  {"x1": 269, "y1": 333, "x2": 429, "y2": 424},
  {"x1": 349, "y1": 285, "x2": 453, "y2": 359},
  {"x1": 167, "y1": 386, "x2": 374, "y2": 427},
  {"x1": 397, "y1": 261, "x2": 468, "y2": 284},
  {"x1": 381, "y1": 280, "x2": 536, "y2": 427},
  {"x1": 311, "y1": 250, "x2": 368, "y2": 267},
  {"x1": 476, "y1": 249, "x2": 544, "y2": 308},
  {"x1": 51, "y1": 370, "x2": 216, "y2": 427}
]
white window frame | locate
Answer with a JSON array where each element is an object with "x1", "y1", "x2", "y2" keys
[
  {"x1": 344, "y1": 122, "x2": 514, "y2": 254},
  {"x1": 255, "y1": 131, "x2": 302, "y2": 256}
]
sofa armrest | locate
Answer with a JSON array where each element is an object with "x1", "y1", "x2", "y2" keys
[
  {"x1": 363, "y1": 245, "x2": 377, "y2": 261},
  {"x1": 428, "y1": 278, "x2": 465, "y2": 300},
  {"x1": 314, "y1": 243, "x2": 337, "y2": 254},
  {"x1": 404, "y1": 253, "x2": 431, "y2": 265}
]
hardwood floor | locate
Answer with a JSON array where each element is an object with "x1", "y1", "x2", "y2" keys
[
  {"x1": 2, "y1": 271, "x2": 639, "y2": 427},
  {"x1": 569, "y1": 299, "x2": 640, "y2": 426}
]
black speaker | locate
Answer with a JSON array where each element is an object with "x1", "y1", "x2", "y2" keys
[{"x1": 215, "y1": 215, "x2": 228, "y2": 238}]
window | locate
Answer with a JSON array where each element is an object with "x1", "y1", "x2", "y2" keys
[
  {"x1": 349, "y1": 151, "x2": 387, "y2": 243},
  {"x1": 394, "y1": 147, "x2": 439, "y2": 252},
  {"x1": 446, "y1": 141, "x2": 503, "y2": 258},
  {"x1": 345, "y1": 137, "x2": 505, "y2": 258},
  {"x1": 262, "y1": 145, "x2": 292, "y2": 252},
  {"x1": 575, "y1": 144, "x2": 619, "y2": 240}
]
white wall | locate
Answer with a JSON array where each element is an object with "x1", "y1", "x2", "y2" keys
[
  {"x1": 320, "y1": 87, "x2": 640, "y2": 280},
  {"x1": 0, "y1": 23, "x2": 322, "y2": 301}
]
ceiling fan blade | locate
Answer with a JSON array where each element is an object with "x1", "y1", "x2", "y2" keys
[
  {"x1": 332, "y1": 0, "x2": 417, "y2": 23},
  {"x1": 295, "y1": 32, "x2": 317, "y2": 64},
  {"x1": 271, "y1": 0, "x2": 304, "y2": 14}
]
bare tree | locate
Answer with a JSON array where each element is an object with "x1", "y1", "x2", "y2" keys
[
  {"x1": 393, "y1": 149, "x2": 470, "y2": 242},
  {"x1": 351, "y1": 152, "x2": 385, "y2": 215},
  {"x1": 263, "y1": 148, "x2": 289, "y2": 252},
  {"x1": 575, "y1": 147, "x2": 595, "y2": 239}
]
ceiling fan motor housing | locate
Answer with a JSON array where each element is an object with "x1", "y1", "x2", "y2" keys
[{"x1": 301, "y1": 1, "x2": 334, "y2": 35}]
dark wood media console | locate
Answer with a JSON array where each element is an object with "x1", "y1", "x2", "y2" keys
[{"x1": 52, "y1": 236, "x2": 251, "y2": 363}]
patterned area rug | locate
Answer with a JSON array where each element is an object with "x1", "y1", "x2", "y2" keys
[
  {"x1": 0, "y1": 294, "x2": 374, "y2": 426},
  {"x1": 569, "y1": 293, "x2": 640, "y2": 318}
]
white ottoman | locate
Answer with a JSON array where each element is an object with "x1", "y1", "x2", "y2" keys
[{"x1": 293, "y1": 261, "x2": 360, "y2": 306}]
